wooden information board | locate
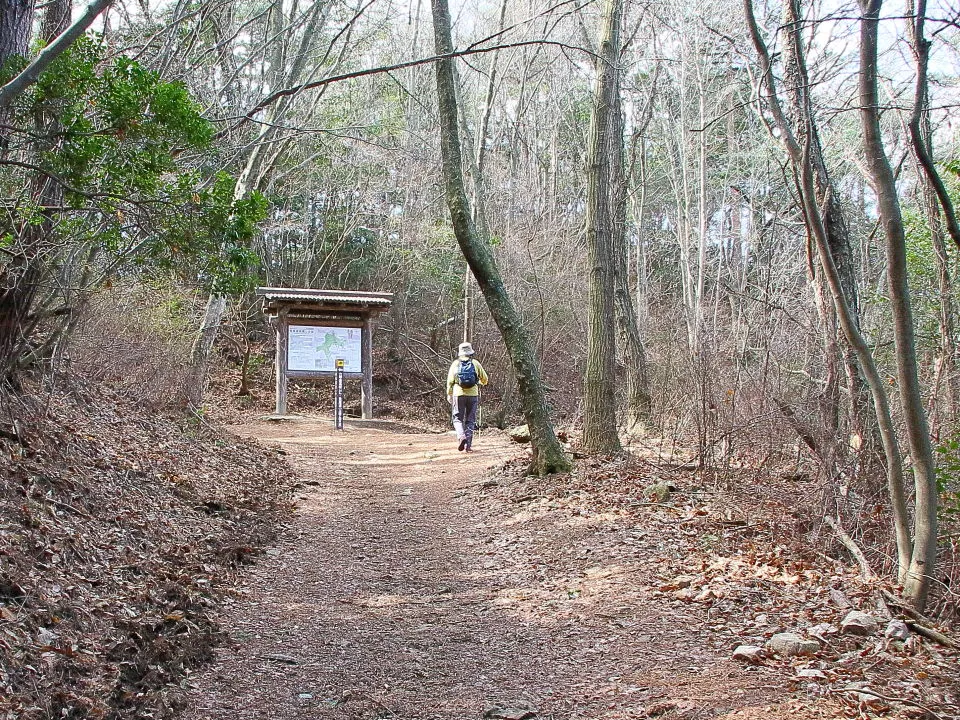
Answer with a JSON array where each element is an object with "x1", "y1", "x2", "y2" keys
[{"x1": 257, "y1": 288, "x2": 393, "y2": 418}]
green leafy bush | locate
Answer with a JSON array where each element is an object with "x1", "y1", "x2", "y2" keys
[{"x1": 0, "y1": 36, "x2": 267, "y2": 370}]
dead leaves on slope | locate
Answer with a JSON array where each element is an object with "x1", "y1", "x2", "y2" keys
[{"x1": 0, "y1": 382, "x2": 294, "y2": 720}]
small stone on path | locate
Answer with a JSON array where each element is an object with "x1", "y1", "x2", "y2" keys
[
  {"x1": 644, "y1": 481, "x2": 671, "y2": 502},
  {"x1": 732, "y1": 645, "x2": 765, "y2": 664},
  {"x1": 262, "y1": 653, "x2": 300, "y2": 665},
  {"x1": 884, "y1": 619, "x2": 910, "y2": 641},
  {"x1": 765, "y1": 632, "x2": 820, "y2": 657},
  {"x1": 829, "y1": 589, "x2": 852, "y2": 609},
  {"x1": 483, "y1": 702, "x2": 537, "y2": 719},
  {"x1": 507, "y1": 425, "x2": 531, "y2": 443}
]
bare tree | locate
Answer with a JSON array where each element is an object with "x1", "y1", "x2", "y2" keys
[
  {"x1": 745, "y1": 0, "x2": 941, "y2": 608},
  {"x1": 613, "y1": 8, "x2": 653, "y2": 434},
  {"x1": 744, "y1": 0, "x2": 913, "y2": 595},
  {"x1": 185, "y1": 0, "x2": 362, "y2": 407},
  {"x1": 780, "y1": 0, "x2": 873, "y2": 462},
  {"x1": 858, "y1": 0, "x2": 937, "y2": 608}
]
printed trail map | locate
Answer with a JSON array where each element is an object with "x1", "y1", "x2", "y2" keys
[{"x1": 287, "y1": 325, "x2": 362, "y2": 372}]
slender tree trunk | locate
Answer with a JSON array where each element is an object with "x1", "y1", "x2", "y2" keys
[
  {"x1": 607, "y1": 3, "x2": 651, "y2": 433},
  {"x1": 859, "y1": 0, "x2": 937, "y2": 608},
  {"x1": 186, "y1": 294, "x2": 227, "y2": 408},
  {"x1": 431, "y1": 0, "x2": 570, "y2": 475},
  {"x1": 582, "y1": 0, "x2": 623, "y2": 453},
  {"x1": 781, "y1": 0, "x2": 874, "y2": 463},
  {"x1": 926, "y1": 196, "x2": 957, "y2": 429},
  {"x1": 808, "y1": 245, "x2": 841, "y2": 464},
  {"x1": 614, "y1": 191, "x2": 652, "y2": 432},
  {"x1": 744, "y1": 0, "x2": 914, "y2": 588}
]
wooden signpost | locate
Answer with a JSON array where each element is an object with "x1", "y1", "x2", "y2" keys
[
  {"x1": 334, "y1": 358, "x2": 345, "y2": 430},
  {"x1": 257, "y1": 288, "x2": 393, "y2": 419}
]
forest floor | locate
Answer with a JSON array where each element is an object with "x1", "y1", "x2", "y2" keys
[{"x1": 179, "y1": 415, "x2": 958, "y2": 720}]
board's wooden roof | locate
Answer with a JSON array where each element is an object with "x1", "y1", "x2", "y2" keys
[{"x1": 256, "y1": 287, "x2": 393, "y2": 309}]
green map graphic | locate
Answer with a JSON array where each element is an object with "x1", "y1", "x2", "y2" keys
[{"x1": 317, "y1": 332, "x2": 346, "y2": 365}]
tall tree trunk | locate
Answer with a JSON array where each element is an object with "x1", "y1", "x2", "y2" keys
[
  {"x1": 0, "y1": 0, "x2": 33, "y2": 64},
  {"x1": 582, "y1": 0, "x2": 623, "y2": 453},
  {"x1": 859, "y1": 0, "x2": 937, "y2": 609},
  {"x1": 0, "y1": 0, "x2": 35, "y2": 371},
  {"x1": 431, "y1": 0, "x2": 570, "y2": 475},
  {"x1": 0, "y1": 0, "x2": 47, "y2": 378},
  {"x1": 611, "y1": 26, "x2": 651, "y2": 433}
]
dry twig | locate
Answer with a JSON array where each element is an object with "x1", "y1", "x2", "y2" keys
[
  {"x1": 836, "y1": 686, "x2": 946, "y2": 720},
  {"x1": 823, "y1": 515, "x2": 877, "y2": 581}
]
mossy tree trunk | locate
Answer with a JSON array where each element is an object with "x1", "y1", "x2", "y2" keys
[{"x1": 431, "y1": 0, "x2": 570, "y2": 475}]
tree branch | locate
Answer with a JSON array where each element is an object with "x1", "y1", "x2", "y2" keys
[
  {"x1": 226, "y1": 39, "x2": 599, "y2": 133},
  {"x1": 0, "y1": 0, "x2": 115, "y2": 111}
]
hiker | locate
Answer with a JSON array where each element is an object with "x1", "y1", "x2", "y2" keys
[{"x1": 446, "y1": 341, "x2": 488, "y2": 452}]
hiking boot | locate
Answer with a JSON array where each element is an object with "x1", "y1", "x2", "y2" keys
[{"x1": 458, "y1": 438, "x2": 467, "y2": 451}]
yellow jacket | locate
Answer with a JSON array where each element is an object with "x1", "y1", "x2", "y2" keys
[{"x1": 447, "y1": 357, "x2": 488, "y2": 398}]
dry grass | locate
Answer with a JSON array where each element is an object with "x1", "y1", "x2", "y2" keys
[{"x1": 67, "y1": 284, "x2": 199, "y2": 407}]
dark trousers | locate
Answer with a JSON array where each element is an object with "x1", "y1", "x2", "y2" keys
[{"x1": 453, "y1": 395, "x2": 479, "y2": 448}]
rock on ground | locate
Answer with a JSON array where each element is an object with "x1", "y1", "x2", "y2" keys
[{"x1": 765, "y1": 633, "x2": 821, "y2": 657}]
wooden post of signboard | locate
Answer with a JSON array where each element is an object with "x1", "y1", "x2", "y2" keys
[
  {"x1": 361, "y1": 316, "x2": 373, "y2": 420},
  {"x1": 275, "y1": 308, "x2": 289, "y2": 415}
]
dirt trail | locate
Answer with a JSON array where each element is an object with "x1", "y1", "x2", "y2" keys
[{"x1": 181, "y1": 417, "x2": 827, "y2": 720}]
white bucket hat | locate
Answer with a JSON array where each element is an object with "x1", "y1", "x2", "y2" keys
[{"x1": 458, "y1": 342, "x2": 475, "y2": 357}]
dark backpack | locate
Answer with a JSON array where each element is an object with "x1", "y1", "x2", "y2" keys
[{"x1": 456, "y1": 359, "x2": 478, "y2": 389}]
